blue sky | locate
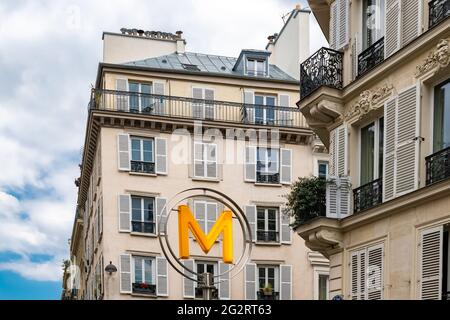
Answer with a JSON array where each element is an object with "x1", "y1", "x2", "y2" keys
[{"x1": 0, "y1": 0, "x2": 326, "y2": 299}]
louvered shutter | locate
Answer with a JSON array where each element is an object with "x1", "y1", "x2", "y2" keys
[
  {"x1": 155, "y1": 137, "x2": 167, "y2": 175},
  {"x1": 183, "y1": 259, "x2": 195, "y2": 298},
  {"x1": 118, "y1": 194, "x2": 131, "y2": 232},
  {"x1": 195, "y1": 201, "x2": 206, "y2": 233},
  {"x1": 383, "y1": 98, "x2": 397, "y2": 201},
  {"x1": 194, "y1": 142, "x2": 204, "y2": 178},
  {"x1": 117, "y1": 134, "x2": 130, "y2": 171},
  {"x1": 98, "y1": 197, "x2": 103, "y2": 237},
  {"x1": 326, "y1": 177, "x2": 339, "y2": 218},
  {"x1": 359, "y1": 250, "x2": 367, "y2": 300},
  {"x1": 326, "y1": 176, "x2": 351, "y2": 218},
  {"x1": 401, "y1": 0, "x2": 421, "y2": 47},
  {"x1": 280, "y1": 210, "x2": 291, "y2": 244},
  {"x1": 153, "y1": 82, "x2": 165, "y2": 115},
  {"x1": 244, "y1": 205, "x2": 257, "y2": 242},
  {"x1": 218, "y1": 262, "x2": 231, "y2": 300},
  {"x1": 206, "y1": 144, "x2": 217, "y2": 179},
  {"x1": 280, "y1": 148, "x2": 292, "y2": 184},
  {"x1": 97, "y1": 143, "x2": 101, "y2": 184},
  {"x1": 419, "y1": 226, "x2": 443, "y2": 300},
  {"x1": 115, "y1": 79, "x2": 128, "y2": 111},
  {"x1": 352, "y1": 34, "x2": 361, "y2": 80},
  {"x1": 329, "y1": 1, "x2": 338, "y2": 49},
  {"x1": 385, "y1": 0, "x2": 401, "y2": 58},
  {"x1": 245, "y1": 146, "x2": 256, "y2": 182},
  {"x1": 336, "y1": 125, "x2": 347, "y2": 176},
  {"x1": 395, "y1": 85, "x2": 419, "y2": 196},
  {"x1": 367, "y1": 244, "x2": 384, "y2": 300},
  {"x1": 243, "y1": 91, "x2": 255, "y2": 123},
  {"x1": 245, "y1": 263, "x2": 257, "y2": 300},
  {"x1": 338, "y1": 176, "x2": 351, "y2": 217},
  {"x1": 120, "y1": 254, "x2": 132, "y2": 294},
  {"x1": 192, "y1": 88, "x2": 204, "y2": 119},
  {"x1": 337, "y1": 0, "x2": 350, "y2": 49},
  {"x1": 329, "y1": 129, "x2": 336, "y2": 176},
  {"x1": 280, "y1": 265, "x2": 292, "y2": 300},
  {"x1": 204, "y1": 89, "x2": 215, "y2": 120},
  {"x1": 278, "y1": 94, "x2": 290, "y2": 126},
  {"x1": 156, "y1": 197, "x2": 167, "y2": 234},
  {"x1": 156, "y1": 257, "x2": 169, "y2": 296},
  {"x1": 350, "y1": 251, "x2": 359, "y2": 300}
]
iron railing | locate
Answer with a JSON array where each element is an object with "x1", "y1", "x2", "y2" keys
[
  {"x1": 257, "y1": 290, "x2": 280, "y2": 300},
  {"x1": 131, "y1": 221, "x2": 156, "y2": 234},
  {"x1": 131, "y1": 160, "x2": 155, "y2": 174},
  {"x1": 358, "y1": 37, "x2": 385, "y2": 77},
  {"x1": 429, "y1": 0, "x2": 450, "y2": 28},
  {"x1": 353, "y1": 178, "x2": 383, "y2": 214},
  {"x1": 132, "y1": 283, "x2": 156, "y2": 295},
  {"x1": 426, "y1": 146, "x2": 450, "y2": 185},
  {"x1": 256, "y1": 171, "x2": 280, "y2": 184},
  {"x1": 256, "y1": 230, "x2": 279, "y2": 242},
  {"x1": 300, "y1": 47, "x2": 343, "y2": 99},
  {"x1": 89, "y1": 89, "x2": 306, "y2": 128}
]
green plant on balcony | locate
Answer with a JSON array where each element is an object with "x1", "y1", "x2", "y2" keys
[
  {"x1": 262, "y1": 283, "x2": 273, "y2": 295},
  {"x1": 284, "y1": 176, "x2": 327, "y2": 226}
]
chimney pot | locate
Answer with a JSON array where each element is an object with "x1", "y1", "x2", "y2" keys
[
  {"x1": 176, "y1": 30, "x2": 183, "y2": 38},
  {"x1": 295, "y1": 4, "x2": 301, "y2": 10}
]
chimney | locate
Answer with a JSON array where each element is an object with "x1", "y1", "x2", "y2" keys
[{"x1": 175, "y1": 31, "x2": 186, "y2": 54}]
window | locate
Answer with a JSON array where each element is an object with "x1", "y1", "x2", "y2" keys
[
  {"x1": 362, "y1": 0, "x2": 385, "y2": 50},
  {"x1": 195, "y1": 261, "x2": 217, "y2": 299},
  {"x1": 194, "y1": 142, "x2": 217, "y2": 179},
  {"x1": 254, "y1": 95, "x2": 276, "y2": 125},
  {"x1": 318, "y1": 161, "x2": 329, "y2": 179},
  {"x1": 257, "y1": 266, "x2": 279, "y2": 300},
  {"x1": 192, "y1": 88, "x2": 215, "y2": 120},
  {"x1": 318, "y1": 274, "x2": 329, "y2": 300},
  {"x1": 131, "y1": 196, "x2": 155, "y2": 234},
  {"x1": 129, "y1": 82, "x2": 152, "y2": 113},
  {"x1": 194, "y1": 200, "x2": 217, "y2": 234},
  {"x1": 256, "y1": 148, "x2": 279, "y2": 184},
  {"x1": 246, "y1": 58, "x2": 266, "y2": 76},
  {"x1": 130, "y1": 137, "x2": 155, "y2": 174},
  {"x1": 132, "y1": 256, "x2": 156, "y2": 295},
  {"x1": 256, "y1": 207, "x2": 279, "y2": 242},
  {"x1": 433, "y1": 79, "x2": 450, "y2": 152},
  {"x1": 360, "y1": 118, "x2": 384, "y2": 185}
]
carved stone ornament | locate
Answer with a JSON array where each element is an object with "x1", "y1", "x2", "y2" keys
[
  {"x1": 343, "y1": 83, "x2": 394, "y2": 121},
  {"x1": 415, "y1": 38, "x2": 450, "y2": 77}
]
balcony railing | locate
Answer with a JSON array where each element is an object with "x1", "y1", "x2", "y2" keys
[
  {"x1": 429, "y1": 0, "x2": 450, "y2": 28},
  {"x1": 131, "y1": 221, "x2": 156, "y2": 234},
  {"x1": 353, "y1": 178, "x2": 383, "y2": 214},
  {"x1": 89, "y1": 89, "x2": 306, "y2": 128},
  {"x1": 358, "y1": 37, "x2": 385, "y2": 77},
  {"x1": 256, "y1": 230, "x2": 279, "y2": 242},
  {"x1": 257, "y1": 290, "x2": 279, "y2": 300},
  {"x1": 426, "y1": 146, "x2": 450, "y2": 185},
  {"x1": 256, "y1": 171, "x2": 280, "y2": 184},
  {"x1": 131, "y1": 160, "x2": 155, "y2": 174},
  {"x1": 195, "y1": 287, "x2": 218, "y2": 299},
  {"x1": 300, "y1": 47, "x2": 343, "y2": 99},
  {"x1": 132, "y1": 282, "x2": 156, "y2": 295}
]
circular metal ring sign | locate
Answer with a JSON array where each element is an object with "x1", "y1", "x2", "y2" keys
[{"x1": 158, "y1": 188, "x2": 252, "y2": 283}]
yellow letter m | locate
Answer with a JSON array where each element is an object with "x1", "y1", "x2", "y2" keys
[{"x1": 178, "y1": 205, "x2": 233, "y2": 263}]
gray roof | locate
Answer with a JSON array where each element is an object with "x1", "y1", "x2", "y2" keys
[{"x1": 123, "y1": 52, "x2": 297, "y2": 82}]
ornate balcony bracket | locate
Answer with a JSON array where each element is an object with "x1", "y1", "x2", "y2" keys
[
  {"x1": 295, "y1": 220, "x2": 344, "y2": 258},
  {"x1": 415, "y1": 38, "x2": 450, "y2": 78}
]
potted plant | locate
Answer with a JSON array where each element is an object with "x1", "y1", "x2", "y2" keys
[{"x1": 262, "y1": 283, "x2": 273, "y2": 296}]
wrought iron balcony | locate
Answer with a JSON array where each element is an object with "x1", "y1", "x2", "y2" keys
[
  {"x1": 132, "y1": 282, "x2": 156, "y2": 295},
  {"x1": 256, "y1": 230, "x2": 279, "y2": 242},
  {"x1": 131, "y1": 221, "x2": 155, "y2": 234},
  {"x1": 89, "y1": 89, "x2": 306, "y2": 128},
  {"x1": 429, "y1": 0, "x2": 450, "y2": 28},
  {"x1": 130, "y1": 160, "x2": 155, "y2": 174},
  {"x1": 353, "y1": 178, "x2": 383, "y2": 214},
  {"x1": 358, "y1": 37, "x2": 385, "y2": 77},
  {"x1": 300, "y1": 47, "x2": 343, "y2": 99},
  {"x1": 256, "y1": 171, "x2": 280, "y2": 184},
  {"x1": 257, "y1": 290, "x2": 279, "y2": 300},
  {"x1": 426, "y1": 146, "x2": 450, "y2": 185}
]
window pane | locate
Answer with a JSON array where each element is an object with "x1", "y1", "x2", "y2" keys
[
  {"x1": 197, "y1": 264, "x2": 204, "y2": 274},
  {"x1": 360, "y1": 122, "x2": 375, "y2": 184},
  {"x1": 267, "y1": 149, "x2": 279, "y2": 173},
  {"x1": 129, "y1": 83, "x2": 140, "y2": 111},
  {"x1": 143, "y1": 198, "x2": 154, "y2": 222},
  {"x1": 318, "y1": 162, "x2": 328, "y2": 179},
  {"x1": 131, "y1": 139, "x2": 141, "y2": 161},
  {"x1": 434, "y1": 79, "x2": 450, "y2": 151},
  {"x1": 255, "y1": 96, "x2": 264, "y2": 105},
  {"x1": 256, "y1": 60, "x2": 265, "y2": 74},
  {"x1": 257, "y1": 219, "x2": 265, "y2": 230},
  {"x1": 134, "y1": 257, "x2": 142, "y2": 283},
  {"x1": 265, "y1": 97, "x2": 275, "y2": 106},
  {"x1": 319, "y1": 274, "x2": 329, "y2": 300},
  {"x1": 132, "y1": 197, "x2": 142, "y2": 221},
  {"x1": 144, "y1": 259, "x2": 152, "y2": 284},
  {"x1": 143, "y1": 140, "x2": 153, "y2": 162},
  {"x1": 206, "y1": 264, "x2": 214, "y2": 274}
]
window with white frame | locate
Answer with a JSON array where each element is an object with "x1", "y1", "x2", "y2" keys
[
  {"x1": 194, "y1": 200, "x2": 217, "y2": 234},
  {"x1": 254, "y1": 95, "x2": 276, "y2": 125},
  {"x1": 131, "y1": 196, "x2": 155, "y2": 234},
  {"x1": 129, "y1": 81, "x2": 152, "y2": 113},
  {"x1": 359, "y1": 117, "x2": 384, "y2": 185},
  {"x1": 192, "y1": 87, "x2": 215, "y2": 120},
  {"x1": 362, "y1": 0, "x2": 385, "y2": 50},
  {"x1": 256, "y1": 148, "x2": 279, "y2": 184},
  {"x1": 318, "y1": 161, "x2": 329, "y2": 179},
  {"x1": 193, "y1": 142, "x2": 217, "y2": 179},
  {"x1": 246, "y1": 58, "x2": 266, "y2": 76},
  {"x1": 130, "y1": 137, "x2": 155, "y2": 174},
  {"x1": 257, "y1": 265, "x2": 279, "y2": 300},
  {"x1": 132, "y1": 256, "x2": 156, "y2": 295},
  {"x1": 256, "y1": 207, "x2": 279, "y2": 243},
  {"x1": 195, "y1": 261, "x2": 217, "y2": 299}
]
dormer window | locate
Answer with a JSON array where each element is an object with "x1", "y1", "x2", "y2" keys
[{"x1": 246, "y1": 58, "x2": 267, "y2": 77}]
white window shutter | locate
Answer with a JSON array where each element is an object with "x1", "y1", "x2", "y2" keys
[
  {"x1": 280, "y1": 264, "x2": 292, "y2": 300},
  {"x1": 117, "y1": 134, "x2": 130, "y2": 171},
  {"x1": 338, "y1": 176, "x2": 352, "y2": 217},
  {"x1": 336, "y1": 125, "x2": 347, "y2": 176},
  {"x1": 218, "y1": 261, "x2": 231, "y2": 300},
  {"x1": 326, "y1": 176, "x2": 351, "y2": 218},
  {"x1": 118, "y1": 194, "x2": 131, "y2": 232},
  {"x1": 383, "y1": 97, "x2": 397, "y2": 201},
  {"x1": 153, "y1": 81, "x2": 165, "y2": 115},
  {"x1": 280, "y1": 210, "x2": 292, "y2": 244},
  {"x1": 244, "y1": 205, "x2": 257, "y2": 242},
  {"x1": 156, "y1": 197, "x2": 167, "y2": 234},
  {"x1": 280, "y1": 148, "x2": 292, "y2": 184},
  {"x1": 326, "y1": 176, "x2": 339, "y2": 218},
  {"x1": 401, "y1": 0, "x2": 421, "y2": 47},
  {"x1": 245, "y1": 263, "x2": 257, "y2": 300},
  {"x1": 192, "y1": 88, "x2": 204, "y2": 119},
  {"x1": 115, "y1": 79, "x2": 129, "y2": 111},
  {"x1": 329, "y1": 129, "x2": 336, "y2": 176},
  {"x1": 194, "y1": 201, "x2": 206, "y2": 233},
  {"x1": 419, "y1": 226, "x2": 443, "y2": 300},
  {"x1": 329, "y1": 1, "x2": 338, "y2": 49},
  {"x1": 206, "y1": 144, "x2": 218, "y2": 179},
  {"x1": 367, "y1": 243, "x2": 384, "y2": 300},
  {"x1": 243, "y1": 91, "x2": 255, "y2": 123},
  {"x1": 156, "y1": 257, "x2": 169, "y2": 296},
  {"x1": 183, "y1": 259, "x2": 195, "y2": 298},
  {"x1": 385, "y1": 0, "x2": 401, "y2": 58},
  {"x1": 352, "y1": 34, "x2": 362, "y2": 80},
  {"x1": 244, "y1": 146, "x2": 256, "y2": 182},
  {"x1": 350, "y1": 251, "x2": 360, "y2": 300},
  {"x1": 206, "y1": 202, "x2": 217, "y2": 233},
  {"x1": 395, "y1": 85, "x2": 420, "y2": 196},
  {"x1": 155, "y1": 137, "x2": 168, "y2": 175},
  {"x1": 194, "y1": 142, "x2": 204, "y2": 178},
  {"x1": 119, "y1": 254, "x2": 132, "y2": 294},
  {"x1": 337, "y1": 0, "x2": 350, "y2": 49},
  {"x1": 204, "y1": 89, "x2": 215, "y2": 120}
]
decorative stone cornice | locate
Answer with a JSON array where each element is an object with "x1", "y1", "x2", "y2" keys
[
  {"x1": 343, "y1": 83, "x2": 394, "y2": 121},
  {"x1": 415, "y1": 38, "x2": 450, "y2": 77}
]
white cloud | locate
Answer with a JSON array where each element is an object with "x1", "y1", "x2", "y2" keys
[{"x1": 0, "y1": 256, "x2": 64, "y2": 282}]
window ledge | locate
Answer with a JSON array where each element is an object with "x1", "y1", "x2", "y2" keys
[
  {"x1": 129, "y1": 172, "x2": 157, "y2": 177},
  {"x1": 255, "y1": 242, "x2": 282, "y2": 246},
  {"x1": 191, "y1": 177, "x2": 221, "y2": 183},
  {"x1": 254, "y1": 183, "x2": 283, "y2": 187},
  {"x1": 130, "y1": 232, "x2": 158, "y2": 238},
  {"x1": 130, "y1": 293, "x2": 157, "y2": 298}
]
